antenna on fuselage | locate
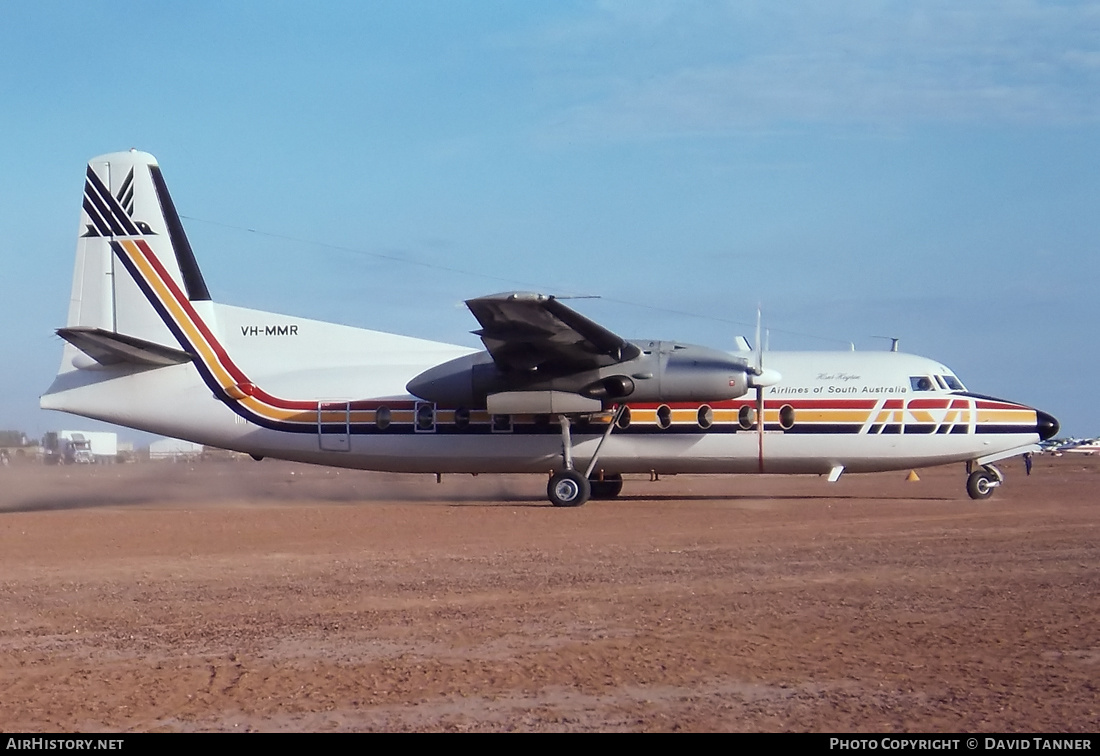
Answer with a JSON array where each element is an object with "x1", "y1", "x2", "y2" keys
[{"x1": 873, "y1": 336, "x2": 900, "y2": 352}]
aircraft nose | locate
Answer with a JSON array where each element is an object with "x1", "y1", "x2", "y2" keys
[{"x1": 1036, "y1": 410, "x2": 1060, "y2": 441}]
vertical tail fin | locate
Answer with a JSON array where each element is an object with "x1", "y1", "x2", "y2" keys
[{"x1": 60, "y1": 150, "x2": 211, "y2": 372}]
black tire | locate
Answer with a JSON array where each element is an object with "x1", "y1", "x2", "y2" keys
[
  {"x1": 547, "y1": 470, "x2": 591, "y2": 507},
  {"x1": 589, "y1": 473, "x2": 624, "y2": 499},
  {"x1": 967, "y1": 470, "x2": 995, "y2": 500}
]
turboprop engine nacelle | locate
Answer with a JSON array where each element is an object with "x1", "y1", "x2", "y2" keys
[{"x1": 406, "y1": 341, "x2": 753, "y2": 410}]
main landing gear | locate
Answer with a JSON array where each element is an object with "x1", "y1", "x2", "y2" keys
[
  {"x1": 965, "y1": 463, "x2": 1004, "y2": 500},
  {"x1": 548, "y1": 408, "x2": 627, "y2": 507},
  {"x1": 547, "y1": 469, "x2": 590, "y2": 507}
]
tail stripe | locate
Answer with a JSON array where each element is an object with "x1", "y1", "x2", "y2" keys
[
  {"x1": 112, "y1": 238, "x2": 323, "y2": 431},
  {"x1": 81, "y1": 195, "x2": 114, "y2": 236},
  {"x1": 84, "y1": 167, "x2": 140, "y2": 237},
  {"x1": 148, "y1": 165, "x2": 211, "y2": 301},
  {"x1": 117, "y1": 168, "x2": 135, "y2": 214}
]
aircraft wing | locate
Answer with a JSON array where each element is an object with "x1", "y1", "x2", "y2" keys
[{"x1": 465, "y1": 293, "x2": 641, "y2": 373}]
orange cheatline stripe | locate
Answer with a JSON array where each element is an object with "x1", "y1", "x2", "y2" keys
[{"x1": 121, "y1": 240, "x2": 314, "y2": 424}]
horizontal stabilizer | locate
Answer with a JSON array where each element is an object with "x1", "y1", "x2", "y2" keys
[{"x1": 57, "y1": 326, "x2": 192, "y2": 368}]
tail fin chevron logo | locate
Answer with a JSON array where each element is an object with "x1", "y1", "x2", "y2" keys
[{"x1": 82, "y1": 165, "x2": 148, "y2": 237}]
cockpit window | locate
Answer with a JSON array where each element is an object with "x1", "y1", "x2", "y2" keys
[
  {"x1": 934, "y1": 375, "x2": 948, "y2": 390},
  {"x1": 910, "y1": 376, "x2": 935, "y2": 392},
  {"x1": 942, "y1": 374, "x2": 965, "y2": 391}
]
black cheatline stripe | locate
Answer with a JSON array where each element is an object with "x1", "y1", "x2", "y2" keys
[
  {"x1": 85, "y1": 167, "x2": 139, "y2": 236},
  {"x1": 976, "y1": 425, "x2": 1036, "y2": 435},
  {"x1": 905, "y1": 424, "x2": 937, "y2": 435},
  {"x1": 148, "y1": 165, "x2": 211, "y2": 301},
  {"x1": 82, "y1": 194, "x2": 113, "y2": 235},
  {"x1": 784, "y1": 424, "x2": 863, "y2": 435},
  {"x1": 118, "y1": 168, "x2": 134, "y2": 213},
  {"x1": 109, "y1": 240, "x2": 317, "y2": 435},
  {"x1": 613, "y1": 423, "x2": 866, "y2": 436}
]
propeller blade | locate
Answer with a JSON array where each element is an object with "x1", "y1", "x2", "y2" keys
[
  {"x1": 754, "y1": 308, "x2": 762, "y2": 375},
  {"x1": 757, "y1": 384, "x2": 765, "y2": 473}
]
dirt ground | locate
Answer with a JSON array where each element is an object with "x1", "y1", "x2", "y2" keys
[{"x1": 0, "y1": 453, "x2": 1096, "y2": 732}]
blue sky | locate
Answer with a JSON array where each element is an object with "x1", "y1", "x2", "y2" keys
[{"x1": 2, "y1": 1, "x2": 1098, "y2": 441}]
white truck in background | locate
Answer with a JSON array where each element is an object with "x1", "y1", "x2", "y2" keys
[{"x1": 43, "y1": 430, "x2": 118, "y2": 464}]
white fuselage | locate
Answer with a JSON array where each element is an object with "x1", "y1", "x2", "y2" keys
[
  {"x1": 43, "y1": 302, "x2": 1044, "y2": 477},
  {"x1": 42, "y1": 150, "x2": 1052, "y2": 488}
]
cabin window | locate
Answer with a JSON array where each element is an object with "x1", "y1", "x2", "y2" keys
[
  {"x1": 375, "y1": 406, "x2": 391, "y2": 431},
  {"x1": 453, "y1": 407, "x2": 470, "y2": 430},
  {"x1": 910, "y1": 376, "x2": 934, "y2": 392},
  {"x1": 416, "y1": 403, "x2": 435, "y2": 431},
  {"x1": 616, "y1": 406, "x2": 632, "y2": 429},
  {"x1": 738, "y1": 405, "x2": 755, "y2": 429},
  {"x1": 697, "y1": 405, "x2": 714, "y2": 429},
  {"x1": 656, "y1": 405, "x2": 672, "y2": 430},
  {"x1": 779, "y1": 404, "x2": 795, "y2": 430}
]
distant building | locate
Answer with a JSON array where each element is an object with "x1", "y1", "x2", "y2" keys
[
  {"x1": 149, "y1": 438, "x2": 204, "y2": 461},
  {"x1": 0, "y1": 430, "x2": 29, "y2": 448}
]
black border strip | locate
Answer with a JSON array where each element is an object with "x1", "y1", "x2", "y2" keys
[{"x1": 148, "y1": 164, "x2": 212, "y2": 301}]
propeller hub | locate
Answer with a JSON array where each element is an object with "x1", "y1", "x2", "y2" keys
[{"x1": 749, "y1": 367, "x2": 782, "y2": 388}]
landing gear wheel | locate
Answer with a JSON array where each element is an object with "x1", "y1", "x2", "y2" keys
[
  {"x1": 589, "y1": 473, "x2": 624, "y2": 500},
  {"x1": 967, "y1": 470, "x2": 995, "y2": 500},
  {"x1": 548, "y1": 470, "x2": 591, "y2": 507}
]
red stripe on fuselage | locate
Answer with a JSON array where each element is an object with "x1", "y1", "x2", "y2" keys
[{"x1": 132, "y1": 239, "x2": 315, "y2": 411}]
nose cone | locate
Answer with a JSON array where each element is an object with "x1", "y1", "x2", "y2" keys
[{"x1": 1036, "y1": 410, "x2": 1060, "y2": 441}]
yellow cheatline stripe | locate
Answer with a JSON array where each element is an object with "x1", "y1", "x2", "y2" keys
[
  {"x1": 122, "y1": 241, "x2": 233, "y2": 388},
  {"x1": 125, "y1": 242, "x2": 1045, "y2": 433},
  {"x1": 123, "y1": 240, "x2": 310, "y2": 423},
  {"x1": 315, "y1": 411, "x2": 351, "y2": 423},
  {"x1": 796, "y1": 410, "x2": 871, "y2": 424},
  {"x1": 976, "y1": 409, "x2": 1035, "y2": 423}
]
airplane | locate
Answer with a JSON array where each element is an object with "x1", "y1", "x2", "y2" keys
[
  {"x1": 1049, "y1": 438, "x2": 1100, "y2": 455},
  {"x1": 41, "y1": 151, "x2": 1060, "y2": 507}
]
